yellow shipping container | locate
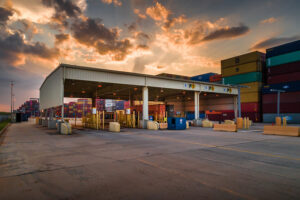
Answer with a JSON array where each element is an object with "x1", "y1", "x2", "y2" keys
[
  {"x1": 221, "y1": 51, "x2": 265, "y2": 69},
  {"x1": 222, "y1": 61, "x2": 263, "y2": 77},
  {"x1": 240, "y1": 82, "x2": 263, "y2": 93},
  {"x1": 240, "y1": 92, "x2": 261, "y2": 103}
]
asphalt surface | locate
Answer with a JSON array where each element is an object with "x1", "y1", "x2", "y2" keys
[{"x1": 1, "y1": 122, "x2": 300, "y2": 200}]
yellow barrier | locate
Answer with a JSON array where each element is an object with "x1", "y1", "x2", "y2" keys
[
  {"x1": 213, "y1": 124, "x2": 237, "y2": 132},
  {"x1": 263, "y1": 126, "x2": 300, "y2": 137},
  {"x1": 159, "y1": 123, "x2": 168, "y2": 130},
  {"x1": 275, "y1": 117, "x2": 281, "y2": 126},
  {"x1": 224, "y1": 120, "x2": 235, "y2": 125},
  {"x1": 237, "y1": 118, "x2": 243, "y2": 129},
  {"x1": 202, "y1": 119, "x2": 213, "y2": 128}
]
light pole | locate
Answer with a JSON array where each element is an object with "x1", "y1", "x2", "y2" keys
[
  {"x1": 234, "y1": 85, "x2": 250, "y2": 118},
  {"x1": 10, "y1": 81, "x2": 14, "y2": 120},
  {"x1": 270, "y1": 89, "x2": 285, "y2": 116}
]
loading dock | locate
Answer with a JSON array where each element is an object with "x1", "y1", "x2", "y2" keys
[{"x1": 39, "y1": 64, "x2": 239, "y2": 128}]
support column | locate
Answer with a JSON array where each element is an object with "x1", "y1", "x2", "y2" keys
[
  {"x1": 143, "y1": 86, "x2": 149, "y2": 120},
  {"x1": 238, "y1": 88, "x2": 241, "y2": 118},
  {"x1": 194, "y1": 91, "x2": 200, "y2": 120},
  {"x1": 234, "y1": 95, "x2": 238, "y2": 121}
]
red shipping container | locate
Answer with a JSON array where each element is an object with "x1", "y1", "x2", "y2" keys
[
  {"x1": 267, "y1": 61, "x2": 300, "y2": 76},
  {"x1": 209, "y1": 74, "x2": 222, "y2": 82},
  {"x1": 263, "y1": 92, "x2": 300, "y2": 104},
  {"x1": 263, "y1": 102, "x2": 300, "y2": 113},
  {"x1": 241, "y1": 102, "x2": 260, "y2": 112},
  {"x1": 241, "y1": 112, "x2": 261, "y2": 122},
  {"x1": 267, "y1": 71, "x2": 300, "y2": 84},
  {"x1": 206, "y1": 110, "x2": 261, "y2": 122}
]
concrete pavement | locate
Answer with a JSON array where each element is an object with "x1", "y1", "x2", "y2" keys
[{"x1": 1, "y1": 122, "x2": 300, "y2": 199}]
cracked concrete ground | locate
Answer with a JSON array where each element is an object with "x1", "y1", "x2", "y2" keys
[{"x1": 0, "y1": 122, "x2": 300, "y2": 200}]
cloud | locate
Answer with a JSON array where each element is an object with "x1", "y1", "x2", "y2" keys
[
  {"x1": 71, "y1": 18, "x2": 132, "y2": 61},
  {"x1": 251, "y1": 35, "x2": 300, "y2": 50},
  {"x1": 146, "y1": 2, "x2": 169, "y2": 21},
  {"x1": 0, "y1": 6, "x2": 13, "y2": 25},
  {"x1": 260, "y1": 17, "x2": 277, "y2": 24},
  {"x1": 101, "y1": 0, "x2": 122, "y2": 6},
  {"x1": 55, "y1": 33, "x2": 69, "y2": 45},
  {"x1": 0, "y1": 31, "x2": 60, "y2": 66},
  {"x1": 134, "y1": 9, "x2": 146, "y2": 19},
  {"x1": 201, "y1": 24, "x2": 249, "y2": 42}
]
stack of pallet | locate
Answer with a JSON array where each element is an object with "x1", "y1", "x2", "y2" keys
[
  {"x1": 262, "y1": 40, "x2": 300, "y2": 123},
  {"x1": 221, "y1": 51, "x2": 266, "y2": 122}
]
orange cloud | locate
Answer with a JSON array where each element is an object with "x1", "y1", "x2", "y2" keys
[
  {"x1": 134, "y1": 9, "x2": 146, "y2": 19},
  {"x1": 101, "y1": 0, "x2": 122, "y2": 6},
  {"x1": 260, "y1": 17, "x2": 277, "y2": 24}
]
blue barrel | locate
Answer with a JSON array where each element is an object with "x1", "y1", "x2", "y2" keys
[{"x1": 167, "y1": 117, "x2": 186, "y2": 130}]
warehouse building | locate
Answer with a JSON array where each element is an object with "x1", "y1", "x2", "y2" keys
[{"x1": 39, "y1": 64, "x2": 239, "y2": 127}]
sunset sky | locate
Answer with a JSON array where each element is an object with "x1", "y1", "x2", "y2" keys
[{"x1": 1, "y1": 0, "x2": 300, "y2": 112}]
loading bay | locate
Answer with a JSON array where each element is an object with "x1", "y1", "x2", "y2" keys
[{"x1": 1, "y1": 122, "x2": 300, "y2": 200}]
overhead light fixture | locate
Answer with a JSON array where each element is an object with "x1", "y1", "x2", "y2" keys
[
  {"x1": 182, "y1": 91, "x2": 186, "y2": 95},
  {"x1": 113, "y1": 92, "x2": 116, "y2": 96},
  {"x1": 216, "y1": 94, "x2": 219, "y2": 97},
  {"x1": 134, "y1": 87, "x2": 138, "y2": 91},
  {"x1": 176, "y1": 96, "x2": 180, "y2": 100},
  {"x1": 204, "y1": 93, "x2": 207, "y2": 96},
  {"x1": 98, "y1": 85, "x2": 102, "y2": 88},
  {"x1": 160, "y1": 89, "x2": 164, "y2": 93},
  {"x1": 81, "y1": 91, "x2": 86, "y2": 94}
]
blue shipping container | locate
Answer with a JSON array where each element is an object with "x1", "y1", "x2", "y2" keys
[
  {"x1": 167, "y1": 117, "x2": 186, "y2": 130},
  {"x1": 262, "y1": 81, "x2": 300, "y2": 94},
  {"x1": 266, "y1": 40, "x2": 300, "y2": 58},
  {"x1": 191, "y1": 73, "x2": 217, "y2": 82}
]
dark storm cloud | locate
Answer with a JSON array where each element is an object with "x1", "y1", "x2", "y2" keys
[
  {"x1": 42, "y1": 0, "x2": 81, "y2": 18},
  {"x1": 42, "y1": 0, "x2": 82, "y2": 26},
  {"x1": 71, "y1": 18, "x2": 132, "y2": 61},
  {"x1": 0, "y1": 7, "x2": 13, "y2": 24},
  {"x1": 55, "y1": 33, "x2": 69, "y2": 44},
  {"x1": 201, "y1": 24, "x2": 249, "y2": 42},
  {"x1": 0, "y1": 32, "x2": 60, "y2": 65},
  {"x1": 251, "y1": 36, "x2": 300, "y2": 50}
]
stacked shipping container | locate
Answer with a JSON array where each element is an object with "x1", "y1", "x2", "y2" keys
[
  {"x1": 17, "y1": 99, "x2": 39, "y2": 117},
  {"x1": 262, "y1": 40, "x2": 300, "y2": 123},
  {"x1": 221, "y1": 51, "x2": 266, "y2": 122}
]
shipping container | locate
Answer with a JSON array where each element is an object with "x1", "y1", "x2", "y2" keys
[
  {"x1": 267, "y1": 61, "x2": 300, "y2": 76},
  {"x1": 267, "y1": 71, "x2": 300, "y2": 84},
  {"x1": 263, "y1": 102, "x2": 300, "y2": 113},
  {"x1": 222, "y1": 61, "x2": 264, "y2": 77},
  {"x1": 263, "y1": 113, "x2": 300, "y2": 124},
  {"x1": 240, "y1": 82, "x2": 263, "y2": 93},
  {"x1": 221, "y1": 51, "x2": 265, "y2": 69},
  {"x1": 267, "y1": 50, "x2": 300, "y2": 67},
  {"x1": 266, "y1": 40, "x2": 300, "y2": 58},
  {"x1": 240, "y1": 92, "x2": 261, "y2": 103},
  {"x1": 241, "y1": 102, "x2": 260, "y2": 112},
  {"x1": 224, "y1": 72, "x2": 262, "y2": 85},
  {"x1": 206, "y1": 110, "x2": 261, "y2": 122},
  {"x1": 262, "y1": 92, "x2": 300, "y2": 104},
  {"x1": 209, "y1": 74, "x2": 222, "y2": 82},
  {"x1": 190, "y1": 73, "x2": 217, "y2": 82},
  {"x1": 262, "y1": 81, "x2": 300, "y2": 94}
]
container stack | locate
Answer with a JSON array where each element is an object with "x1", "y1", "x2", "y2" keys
[
  {"x1": 96, "y1": 99, "x2": 105, "y2": 111},
  {"x1": 262, "y1": 40, "x2": 300, "y2": 123},
  {"x1": 190, "y1": 73, "x2": 218, "y2": 82},
  {"x1": 77, "y1": 99, "x2": 92, "y2": 116},
  {"x1": 221, "y1": 51, "x2": 266, "y2": 122}
]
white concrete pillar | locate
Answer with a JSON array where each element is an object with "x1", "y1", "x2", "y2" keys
[
  {"x1": 234, "y1": 95, "x2": 238, "y2": 121},
  {"x1": 194, "y1": 91, "x2": 200, "y2": 119},
  {"x1": 143, "y1": 87, "x2": 149, "y2": 120}
]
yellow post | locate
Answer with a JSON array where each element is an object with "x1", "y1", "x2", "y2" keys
[
  {"x1": 243, "y1": 117, "x2": 247, "y2": 129},
  {"x1": 283, "y1": 117, "x2": 287, "y2": 126},
  {"x1": 275, "y1": 117, "x2": 281, "y2": 126},
  {"x1": 237, "y1": 117, "x2": 243, "y2": 129},
  {"x1": 246, "y1": 117, "x2": 250, "y2": 129},
  {"x1": 103, "y1": 111, "x2": 105, "y2": 130},
  {"x1": 133, "y1": 111, "x2": 136, "y2": 128},
  {"x1": 137, "y1": 111, "x2": 140, "y2": 128},
  {"x1": 96, "y1": 111, "x2": 99, "y2": 130}
]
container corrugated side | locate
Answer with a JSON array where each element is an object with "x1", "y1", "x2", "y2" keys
[
  {"x1": 224, "y1": 72, "x2": 262, "y2": 84},
  {"x1": 263, "y1": 102, "x2": 300, "y2": 113},
  {"x1": 222, "y1": 61, "x2": 263, "y2": 77},
  {"x1": 262, "y1": 81, "x2": 300, "y2": 94},
  {"x1": 221, "y1": 51, "x2": 265, "y2": 69},
  {"x1": 266, "y1": 40, "x2": 300, "y2": 58},
  {"x1": 240, "y1": 92, "x2": 261, "y2": 103},
  {"x1": 267, "y1": 50, "x2": 300, "y2": 67},
  {"x1": 267, "y1": 71, "x2": 300, "y2": 84},
  {"x1": 240, "y1": 82, "x2": 263, "y2": 93},
  {"x1": 267, "y1": 61, "x2": 300, "y2": 76},
  {"x1": 262, "y1": 92, "x2": 300, "y2": 104}
]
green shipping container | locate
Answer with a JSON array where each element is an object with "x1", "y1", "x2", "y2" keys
[
  {"x1": 267, "y1": 50, "x2": 300, "y2": 67},
  {"x1": 221, "y1": 51, "x2": 265, "y2": 69},
  {"x1": 224, "y1": 72, "x2": 262, "y2": 85}
]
